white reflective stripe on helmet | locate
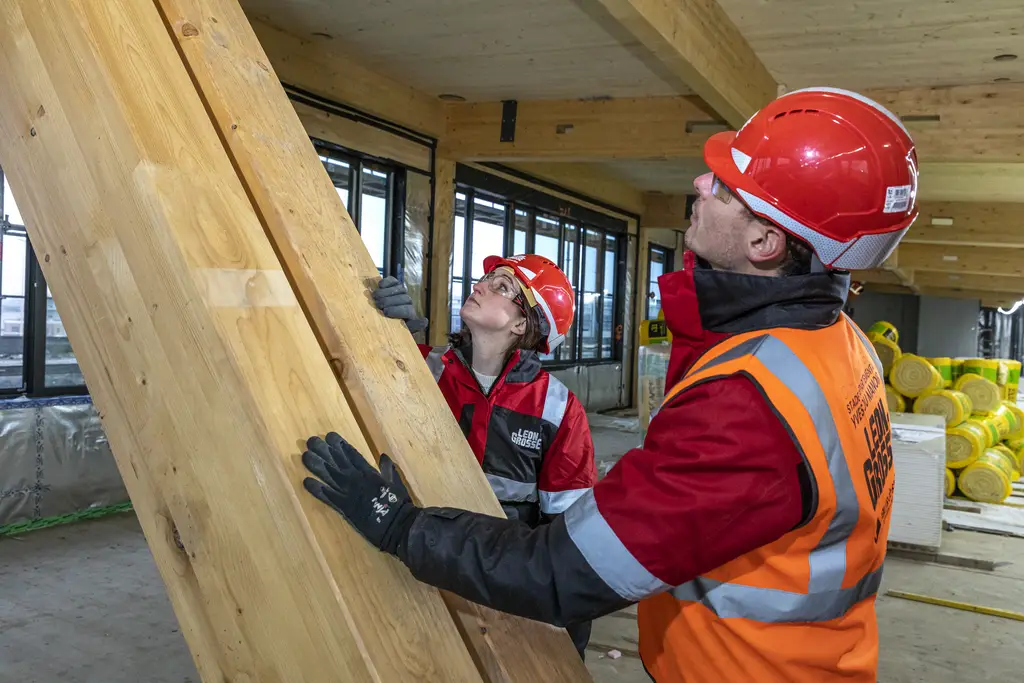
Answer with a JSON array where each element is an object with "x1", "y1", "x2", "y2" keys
[
  {"x1": 736, "y1": 188, "x2": 906, "y2": 270},
  {"x1": 531, "y1": 284, "x2": 564, "y2": 352}
]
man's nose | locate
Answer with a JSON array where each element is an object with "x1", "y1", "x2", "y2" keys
[{"x1": 693, "y1": 172, "x2": 714, "y2": 196}]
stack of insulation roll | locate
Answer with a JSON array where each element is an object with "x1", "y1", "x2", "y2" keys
[
  {"x1": 867, "y1": 320, "x2": 902, "y2": 379},
  {"x1": 866, "y1": 321, "x2": 909, "y2": 413},
  {"x1": 860, "y1": 318, "x2": 1024, "y2": 504},
  {"x1": 941, "y1": 369, "x2": 1024, "y2": 504}
]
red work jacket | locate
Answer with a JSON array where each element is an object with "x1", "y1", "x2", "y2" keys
[{"x1": 419, "y1": 343, "x2": 597, "y2": 526}]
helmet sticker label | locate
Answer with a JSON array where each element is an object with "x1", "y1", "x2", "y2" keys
[{"x1": 883, "y1": 185, "x2": 912, "y2": 213}]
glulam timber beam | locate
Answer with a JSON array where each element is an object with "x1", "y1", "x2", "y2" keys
[
  {"x1": 576, "y1": 0, "x2": 776, "y2": 127},
  {"x1": 0, "y1": 1, "x2": 588, "y2": 681},
  {"x1": 905, "y1": 201, "x2": 1024, "y2": 248}
]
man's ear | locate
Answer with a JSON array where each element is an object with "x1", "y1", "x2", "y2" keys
[{"x1": 746, "y1": 220, "x2": 787, "y2": 268}]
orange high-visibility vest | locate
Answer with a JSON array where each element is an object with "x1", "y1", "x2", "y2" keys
[{"x1": 638, "y1": 314, "x2": 894, "y2": 683}]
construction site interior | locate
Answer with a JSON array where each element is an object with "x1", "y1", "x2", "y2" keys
[{"x1": 2, "y1": 1, "x2": 1024, "y2": 681}]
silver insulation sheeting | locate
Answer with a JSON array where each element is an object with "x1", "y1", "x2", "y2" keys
[
  {"x1": 402, "y1": 172, "x2": 432, "y2": 345},
  {"x1": 0, "y1": 396, "x2": 126, "y2": 528}
]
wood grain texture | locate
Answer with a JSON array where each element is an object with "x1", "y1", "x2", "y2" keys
[
  {"x1": 0, "y1": 1, "x2": 487, "y2": 681},
  {"x1": 249, "y1": 16, "x2": 446, "y2": 136},
  {"x1": 152, "y1": 0, "x2": 590, "y2": 679},
  {"x1": 579, "y1": 0, "x2": 777, "y2": 127},
  {"x1": 240, "y1": 0, "x2": 682, "y2": 101},
  {"x1": 716, "y1": 0, "x2": 1024, "y2": 91},
  {"x1": 445, "y1": 96, "x2": 716, "y2": 162},
  {"x1": 428, "y1": 157, "x2": 456, "y2": 346},
  {"x1": 294, "y1": 100, "x2": 432, "y2": 172},
  {"x1": 905, "y1": 201, "x2": 1024, "y2": 248}
]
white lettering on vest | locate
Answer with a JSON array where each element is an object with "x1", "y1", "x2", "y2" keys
[{"x1": 510, "y1": 428, "x2": 542, "y2": 451}]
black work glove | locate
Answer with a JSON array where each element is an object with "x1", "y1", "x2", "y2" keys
[
  {"x1": 372, "y1": 276, "x2": 428, "y2": 333},
  {"x1": 302, "y1": 432, "x2": 420, "y2": 555}
]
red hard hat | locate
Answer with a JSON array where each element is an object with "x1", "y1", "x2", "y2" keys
[
  {"x1": 704, "y1": 87, "x2": 919, "y2": 270},
  {"x1": 483, "y1": 254, "x2": 575, "y2": 354}
]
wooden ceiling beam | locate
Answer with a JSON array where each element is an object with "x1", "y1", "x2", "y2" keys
[
  {"x1": 898, "y1": 244, "x2": 1024, "y2": 278},
  {"x1": 444, "y1": 83, "x2": 1024, "y2": 173},
  {"x1": 913, "y1": 270, "x2": 1024, "y2": 296},
  {"x1": 444, "y1": 96, "x2": 717, "y2": 162},
  {"x1": 905, "y1": 201, "x2": 1024, "y2": 248},
  {"x1": 577, "y1": 0, "x2": 777, "y2": 128},
  {"x1": 869, "y1": 83, "x2": 1024, "y2": 164},
  {"x1": 250, "y1": 19, "x2": 446, "y2": 138},
  {"x1": 642, "y1": 192, "x2": 690, "y2": 228},
  {"x1": 917, "y1": 163, "x2": 1024, "y2": 203}
]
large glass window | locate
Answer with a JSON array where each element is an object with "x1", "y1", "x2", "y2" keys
[
  {"x1": 448, "y1": 173, "x2": 625, "y2": 365},
  {"x1": 315, "y1": 143, "x2": 399, "y2": 278},
  {"x1": 646, "y1": 245, "x2": 674, "y2": 320},
  {"x1": 1, "y1": 169, "x2": 86, "y2": 396}
]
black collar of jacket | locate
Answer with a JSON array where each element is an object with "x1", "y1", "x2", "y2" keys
[
  {"x1": 692, "y1": 255, "x2": 850, "y2": 333},
  {"x1": 452, "y1": 336, "x2": 542, "y2": 384}
]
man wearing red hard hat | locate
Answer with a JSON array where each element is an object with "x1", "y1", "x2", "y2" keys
[{"x1": 302, "y1": 87, "x2": 911, "y2": 682}]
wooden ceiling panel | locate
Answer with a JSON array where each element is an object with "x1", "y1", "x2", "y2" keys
[
  {"x1": 715, "y1": 0, "x2": 1024, "y2": 90},
  {"x1": 906, "y1": 201, "x2": 1024, "y2": 247},
  {"x1": 241, "y1": 0, "x2": 682, "y2": 100},
  {"x1": 599, "y1": 159, "x2": 710, "y2": 194}
]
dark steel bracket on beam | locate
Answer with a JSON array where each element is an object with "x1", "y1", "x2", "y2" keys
[{"x1": 500, "y1": 100, "x2": 518, "y2": 142}]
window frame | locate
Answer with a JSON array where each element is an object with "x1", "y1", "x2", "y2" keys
[
  {"x1": 451, "y1": 166, "x2": 628, "y2": 368},
  {"x1": 312, "y1": 139, "x2": 406, "y2": 280},
  {"x1": 1, "y1": 167, "x2": 88, "y2": 397},
  {"x1": 645, "y1": 243, "x2": 675, "y2": 321}
]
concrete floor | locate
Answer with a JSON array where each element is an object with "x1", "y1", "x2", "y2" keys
[{"x1": 2, "y1": 418, "x2": 1023, "y2": 682}]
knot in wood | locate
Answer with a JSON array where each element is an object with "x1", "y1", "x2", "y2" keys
[{"x1": 181, "y1": 23, "x2": 200, "y2": 38}]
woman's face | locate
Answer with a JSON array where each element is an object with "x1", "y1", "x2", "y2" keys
[{"x1": 461, "y1": 268, "x2": 527, "y2": 336}]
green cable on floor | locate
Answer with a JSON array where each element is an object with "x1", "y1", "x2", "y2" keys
[{"x1": 0, "y1": 501, "x2": 134, "y2": 538}]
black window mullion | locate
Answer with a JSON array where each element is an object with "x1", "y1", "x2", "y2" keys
[
  {"x1": 462, "y1": 189, "x2": 475, "y2": 305},
  {"x1": 24, "y1": 248, "x2": 46, "y2": 394},
  {"x1": 527, "y1": 209, "x2": 536, "y2": 253},
  {"x1": 386, "y1": 169, "x2": 405, "y2": 280},
  {"x1": 350, "y1": 162, "x2": 363, "y2": 230}
]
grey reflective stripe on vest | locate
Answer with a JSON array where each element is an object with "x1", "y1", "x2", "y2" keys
[
  {"x1": 564, "y1": 489, "x2": 669, "y2": 601},
  {"x1": 425, "y1": 346, "x2": 447, "y2": 383},
  {"x1": 542, "y1": 375, "x2": 570, "y2": 429},
  {"x1": 671, "y1": 565, "x2": 883, "y2": 623},
  {"x1": 674, "y1": 328, "x2": 874, "y2": 620},
  {"x1": 486, "y1": 473, "x2": 538, "y2": 503},
  {"x1": 848, "y1": 315, "x2": 885, "y2": 377},
  {"x1": 539, "y1": 487, "x2": 590, "y2": 515}
]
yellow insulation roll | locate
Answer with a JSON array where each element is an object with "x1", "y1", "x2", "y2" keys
[
  {"x1": 885, "y1": 385, "x2": 906, "y2": 413},
  {"x1": 995, "y1": 402, "x2": 1024, "y2": 440},
  {"x1": 955, "y1": 373, "x2": 1003, "y2": 414},
  {"x1": 963, "y1": 358, "x2": 1001, "y2": 383},
  {"x1": 891, "y1": 354, "x2": 944, "y2": 398},
  {"x1": 979, "y1": 411, "x2": 1011, "y2": 442},
  {"x1": 1001, "y1": 443, "x2": 1024, "y2": 479},
  {"x1": 993, "y1": 444, "x2": 1022, "y2": 480},
  {"x1": 946, "y1": 421, "x2": 989, "y2": 468},
  {"x1": 1002, "y1": 401, "x2": 1024, "y2": 439},
  {"x1": 928, "y1": 357, "x2": 954, "y2": 388},
  {"x1": 867, "y1": 321, "x2": 899, "y2": 344},
  {"x1": 958, "y1": 448, "x2": 1016, "y2": 503},
  {"x1": 945, "y1": 468, "x2": 956, "y2": 497},
  {"x1": 913, "y1": 389, "x2": 970, "y2": 426},
  {"x1": 1004, "y1": 360, "x2": 1021, "y2": 402},
  {"x1": 869, "y1": 334, "x2": 902, "y2": 377}
]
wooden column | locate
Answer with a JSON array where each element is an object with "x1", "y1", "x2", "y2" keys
[
  {"x1": 429, "y1": 157, "x2": 457, "y2": 346},
  {"x1": 0, "y1": 0, "x2": 588, "y2": 681}
]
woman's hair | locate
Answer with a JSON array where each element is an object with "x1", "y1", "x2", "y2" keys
[{"x1": 449, "y1": 302, "x2": 545, "y2": 360}]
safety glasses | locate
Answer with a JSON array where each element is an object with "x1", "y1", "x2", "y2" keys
[
  {"x1": 480, "y1": 269, "x2": 528, "y2": 313},
  {"x1": 710, "y1": 174, "x2": 734, "y2": 204}
]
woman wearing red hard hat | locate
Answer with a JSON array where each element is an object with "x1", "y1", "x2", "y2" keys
[
  {"x1": 368, "y1": 252, "x2": 596, "y2": 658},
  {"x1": 302, "y1": 87, "x2": 914, "y2": 682}
]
